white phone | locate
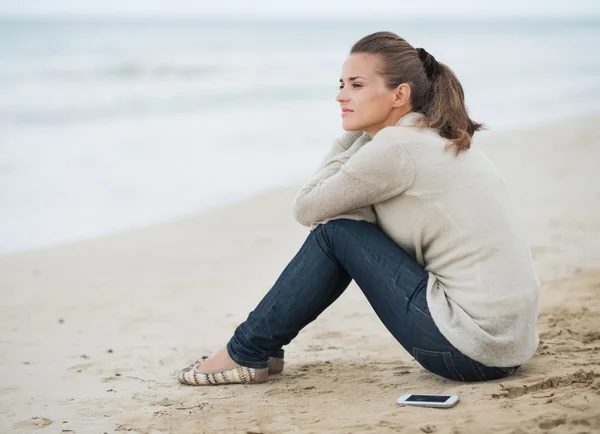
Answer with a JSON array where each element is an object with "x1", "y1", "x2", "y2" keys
[{"x1": 396, "y1": 394, "x2": 459, "y2": 408}]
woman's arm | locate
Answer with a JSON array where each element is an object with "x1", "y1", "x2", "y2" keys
[
  {"x1": 311, "y1": 131, "x2": 367, "y2": 175},
  {"x1": 310, "y1": 132, "x2": 372, "y2": 186},
  {"x1": 292, "y1": 129, "x2": 415, "y2": 227},
  {"x1": 295, "y1": 131, "x2": 377, "y2": 229}
]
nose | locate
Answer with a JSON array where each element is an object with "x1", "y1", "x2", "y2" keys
[
  {"x1": 335, "y1": 86, "x2": 348, "y2": 103},
  {"x1": 336, "y1": 87, "x2": 349, "y2": 103}
]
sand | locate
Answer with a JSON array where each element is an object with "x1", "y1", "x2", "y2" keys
[{"x1": 1, "y1": 114, "x2": 600, "y2": 434}]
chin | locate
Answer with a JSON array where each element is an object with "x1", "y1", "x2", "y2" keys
[{"x1": 341, "y1": 119, "x2": 364, "y2": 132}]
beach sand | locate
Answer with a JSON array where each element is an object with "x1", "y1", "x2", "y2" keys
[{"x1": 1, "y1": 114, "x2": 600, "y2": 434}]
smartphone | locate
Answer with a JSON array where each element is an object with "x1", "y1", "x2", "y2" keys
[{"x1": 396, "y1": 394, "x2": 459, "y2": 408}]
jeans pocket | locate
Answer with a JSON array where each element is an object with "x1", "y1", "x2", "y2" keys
[
  {"x1": 468, "y1": 359, "x2": 519, "y2": 382},
  {"x1": 412, "y1": 347, "x2": 465, "y2": 382}
]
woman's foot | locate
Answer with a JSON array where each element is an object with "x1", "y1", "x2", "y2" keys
[
  {"x1": 197, "y1": 347, "x2": 284, "y2": 374},
  {"x1": 198, "y1": 347, "x2": 237, "y2": 371},
  {"x1": 177, "y1": 347, "x2": 269, "y2": 386}
]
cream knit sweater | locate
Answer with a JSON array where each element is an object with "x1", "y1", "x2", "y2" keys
[{"x1": 293, "y1": 112, "x2": 540, "y2": 367}]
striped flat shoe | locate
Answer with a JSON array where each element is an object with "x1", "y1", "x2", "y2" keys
[
  {"x1": 177, "y1": 358, "x2": 269, "y2": 386},
  {"x1": 178, "y1": 354, "x2": 283, "y2": 379}
]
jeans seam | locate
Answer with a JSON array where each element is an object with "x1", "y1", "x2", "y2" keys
[
  {"x1": 442, "y1": 352, "x2": 465, "y2": 382},
  {"x1": 406, "y1": 275, "x2": 429, "y2": 315},
  {"x1": 470, "y1": 358, "x2": 489, "y2": 381},
  {"x1": 413, "y1": 347, "x2": 463, "y2": 382},
  {"x1": 329, "y1": 224, "x2": 430, "y2": 317}
]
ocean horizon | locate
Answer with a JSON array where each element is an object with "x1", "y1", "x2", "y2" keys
[{"x1": 1, "y1": 16, "x2": 599, "y2": 254}]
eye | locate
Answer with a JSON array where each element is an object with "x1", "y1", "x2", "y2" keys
[{"x1": 338, "y1": 83, "x2": 362, "y2": 89}]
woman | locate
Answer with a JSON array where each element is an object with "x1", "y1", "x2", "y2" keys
[{"x1": 177, "y1": 31, "x2": 540, "y2": 385}]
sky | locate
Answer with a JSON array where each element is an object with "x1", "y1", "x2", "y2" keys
[{"x1": 1, "y1": 0, "x2": 599, "y2": 19}]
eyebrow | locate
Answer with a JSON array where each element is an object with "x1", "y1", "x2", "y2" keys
[{"x1": 339, "y1": 76, "x2": 366, "y2": 82}]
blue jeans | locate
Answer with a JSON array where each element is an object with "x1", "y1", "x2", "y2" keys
[{"x1": 227, "y1": 219, "x2": 519, "y2": 382}]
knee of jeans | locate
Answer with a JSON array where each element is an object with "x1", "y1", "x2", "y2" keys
[
  {"x1": 319, "y1": 219, "x2": 377, "y2": 248},
  {"x1": 319, "y1": 219, "x2": 358, "y2": 242},
  {"x1": 317, "y1": 219, "x2": 344, "y2": 237},
  {"x1": 321, "y1": 218, "x2": 370, "y2": 233},
  {"x1": 321, "y1": 219, "x2": 346, "y2": 229}
]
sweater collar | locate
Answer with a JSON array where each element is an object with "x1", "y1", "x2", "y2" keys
[{"x1": 395, "y1": 111, "x2": 425, "y2": 127}]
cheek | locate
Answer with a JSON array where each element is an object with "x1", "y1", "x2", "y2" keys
[
  {"x1": 358, "y1": 88, "x2": 386, "y2": 105},
  {"x1": 342, "y1": 89, "x2": 392, "y2": 130},
  {"x1": 358, "y1": 91, "x2": 391, "y2": 118}
]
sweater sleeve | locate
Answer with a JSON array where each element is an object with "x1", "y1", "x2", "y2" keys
[
  {"x1": 311, "y1": 131, "x2": 367, "y2": 175},
  {"x1": 292, "y1": 131, "x2": 415, "y2": 227}
]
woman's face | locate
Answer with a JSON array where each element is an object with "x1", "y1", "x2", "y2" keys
[{"x1": 336, "y1": 53, "x2": 405, "y2": 136}]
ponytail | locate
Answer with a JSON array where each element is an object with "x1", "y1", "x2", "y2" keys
[{"x1": 418, "y1": 49, "x2": 484, "y2": 154}]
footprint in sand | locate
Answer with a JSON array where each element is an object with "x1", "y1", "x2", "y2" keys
[
  {"x1": 314, "y1": 331, "x2": 346, "y2": 339},
  {"x1": 537, "y1": 415, "x2": 567, "y2": 430},
  {"x1": 493, "y1": 369, "x2": 600, "y2": 399},
  {"x1": 13, "y1": 417, "x2": 53, "y2": 429}
]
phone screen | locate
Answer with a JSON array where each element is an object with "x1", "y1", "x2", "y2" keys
[{"x1": 406, "y1": 395, "x2": 450, "y2": 403}]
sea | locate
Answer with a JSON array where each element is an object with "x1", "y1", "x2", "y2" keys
[{"x1": 1, "y1": 17, "x2": 599, "y2": 254}]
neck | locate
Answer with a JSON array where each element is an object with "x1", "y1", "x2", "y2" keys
[{"x1": 365, "y1": 107, "x2": 412, "y2": 138}]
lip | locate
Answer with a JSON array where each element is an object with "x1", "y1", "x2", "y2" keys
[{"x1": 341, "y1": 108, "x2": 354, "y2": 116}]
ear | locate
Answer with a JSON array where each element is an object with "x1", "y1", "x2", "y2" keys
[{"x1": 392, "y1": 83, "x2": 411, "y2": 108}]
